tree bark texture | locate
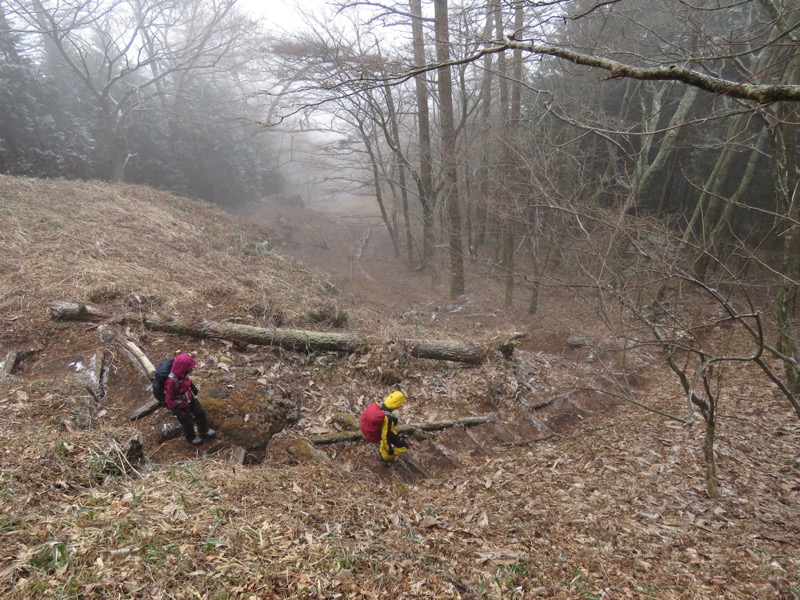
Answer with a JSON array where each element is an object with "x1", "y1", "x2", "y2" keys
[
  {"x1": 382, "y1": 77, "x2": 415, "y2": 268},
  {"x1": 434, "y1": 0, "x2": 465, "y2": 298},
  {"x1": 49, "y1": 300, "x2": 106, "y2": 321},
  {"x1": 121, "y1": 339, "x2": 156, "y2": 378},
  {"x1": 703, "y1": 419, "x2": 719, "y2": 499},
  {"x1": 142, "y1": 316, "x2": 519, "y2": 364},
  {"x1": 409, "y1": 0, "x2": 436, "y2": 271}
]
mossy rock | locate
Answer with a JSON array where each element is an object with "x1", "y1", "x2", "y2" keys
[
  {"x1": 266, "y1": 432, "x2": 329, "y2": 465},
  {"x1": 288, "y1": 438, "x2": 329, "y2": 463},
  {"x1": 204, "y1": 387, "x2": 231, "y2": 400},
  {"x1": 331, "y1": 412, "x2": 359, "y2": 431},
  {"x1": 204, "y1": 385, "x2": 299, "y2": 449}
]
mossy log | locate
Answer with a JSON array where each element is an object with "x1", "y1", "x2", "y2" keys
[
  {"x1": 143, "y1": 317, "x2": 361, "y2": 353},
  {"x1": 308, "y1": 414, "x2": 495, "y2": 445},
  {"x1": 143, "y1": 316, "x2": 517, "y2": 364},
  {"x1": 49, "y1": 300, "x2": 106, "y2": 321}
]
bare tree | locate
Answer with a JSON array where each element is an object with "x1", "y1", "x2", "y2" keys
[
  {"x1": 434, "y1": 0, "x2": 465, "y2": 297},
  {"x1": 6, "y1": 0, "x2": 255, "y2": 182}
]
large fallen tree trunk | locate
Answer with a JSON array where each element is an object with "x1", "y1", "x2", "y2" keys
[
  {"x1": 142, "y1": 316, "x2": 524, "y2": 364},
  {"x1": 143, "y1": 316, "x2": 361, "y2": 353},
  {"x1": 307, "y1": 414, "x2": 495, "y2": 445}
]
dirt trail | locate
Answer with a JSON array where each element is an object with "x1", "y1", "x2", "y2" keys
[{"x1": 231, "y1": 196, "x2": 594, "y2": 354}]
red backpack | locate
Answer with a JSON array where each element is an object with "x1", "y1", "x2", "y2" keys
[{"x1": 360, "y1": 402, "x2": 386, "y2": 443}]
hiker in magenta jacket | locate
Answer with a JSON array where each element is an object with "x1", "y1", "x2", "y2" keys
[{"x1": 165, "y1": 353, "x2": 215, "y2": 446}]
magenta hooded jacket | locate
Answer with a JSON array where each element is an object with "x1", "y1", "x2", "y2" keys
[{"x1": 164, "y1": 353, "x2": 197, "y2": 409}]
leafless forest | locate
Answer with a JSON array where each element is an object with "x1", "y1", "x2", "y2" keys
[{"x1": 1, "y1": 1, "x2": 800, "y2": 597}]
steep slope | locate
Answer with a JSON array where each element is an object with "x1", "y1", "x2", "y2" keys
[{"x1": 0, "y1": 176, "x2": 799, "y2": 599}]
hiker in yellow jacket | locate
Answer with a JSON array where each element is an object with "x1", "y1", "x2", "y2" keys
[{"x1": 359, "y1": 390, "x2": 409, "y2": 461}]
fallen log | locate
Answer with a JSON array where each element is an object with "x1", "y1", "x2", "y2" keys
[
  {"x1": 308, "y1": 414, "x2": 495, "y2": 445},
  {"x1": 120, "y1": 339, "x2": 160, "y2": 420},
  {"x1": 49, "y1": 300, "x2": 106, "y2": 321},
  {"x1": 397, "y1": 455, "x2": 431, "y2": 478},
  {"x1": 130, "y1": 400, "x2": 162, "y2": 421},
  {"x1": 87, "y1": 349, "x2": 109, "y2": 402},
  {"x1": 121, "y1": 339, "x2": 155, "y2": 379},
  {"x1": 157, "y1": 422, "x2": 183, "y2": 443},
  {"x1": 2, "y1": 348, "x2": 40, "y2": 377},
  {"x1": 143, "y1": 316, "x2": 520, "y2": 364},
  {"x1": 400, "y1": 338, "x2": 486, "y2": 364},
  {"x1": 143, "y1": 317, "x2": 361, "y2": 353}
]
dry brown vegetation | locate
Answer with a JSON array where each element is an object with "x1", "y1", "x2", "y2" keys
[{"x1": 1, "y1": 175, "x2": 799, "y2": 599}]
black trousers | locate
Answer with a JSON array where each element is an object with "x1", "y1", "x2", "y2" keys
[{"x1": 171, "y1": 397, "x2": 209, "y2": 442}]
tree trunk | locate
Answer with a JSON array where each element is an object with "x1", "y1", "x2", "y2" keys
[
  {"x1": 435, "y1": 0, "x2": 465, "y2": 298},
  {"x1": 699, "y1": 130, "x2": 768, "y2": 280},
  {"x1": 130, "y1": 400, "x2": 161, "y2": 421},
  {"x1": 102, "y1": 110, "x2": 127, "y2": 183},
  {"x1": 142, "y1": 316, "x2": 522, "y2": 364},
  {"x1": 2, "y1": 348, "x2": 40, "y2": 376},
  {"x1": 144, "y1": 316, "x2": 362, "y2": 353},
  {"x1": 49, "y1": 300, "x2": 106, "y2": 321},
  {"x1": 637, "y1": 86, "x2": 698, "y2": 203},
  {"x1": 309, "y1": 414, "x2": 495, "y2": 445},
  {"x1": 409, "y1": 0, "x2": 437, "y2": 271},
  {"x1": 778, "y1": 182, "x2": 800, "y2": 392},
  {"x1": 505, "y1": 2, "x2": 524, "y2": 308},
  {"x1": 121, "y1": 339, "x2": 155, "y2": 378},
  {"x1": 527, "y1": 214, "x2": 540, "y2": 315},
  {"x1": 382, "y1": 78, "x2": 415, "y2": 268},
  {"x1": 774, "y1": 46, "x2": 800, "y2": 393},
  {"x1": 475, "y1": 1, "x2": 493, "y2": 251},
  {"x1": 359, "y1": 118, "x2": 399, "y2": 258},
  {"x1": 492, "y1": 0, "x2": 514, "y2": 306},
  {"x1": 703, "y1": 417, "x2": 719, "y2": 499}
]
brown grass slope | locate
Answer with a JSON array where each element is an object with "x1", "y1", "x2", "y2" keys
[{"x1": 0, "y1": 176, "x2": 799, "y2": 599}]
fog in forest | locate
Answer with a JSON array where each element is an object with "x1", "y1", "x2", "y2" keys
[
  {"x1": 2, "y1": 3, "x2": 800, "y2": 596},
  {"x1": 1, "y1": 0, "x2": 798, "y2": 296}
]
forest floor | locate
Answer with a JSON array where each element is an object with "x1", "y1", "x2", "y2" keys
[{"x1": 0, "y1": 179, "x2": 798, "y2": 599}]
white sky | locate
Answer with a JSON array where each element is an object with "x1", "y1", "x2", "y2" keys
[{"x1": 237, "y1": 0, "x2": 330, "y2": 32}]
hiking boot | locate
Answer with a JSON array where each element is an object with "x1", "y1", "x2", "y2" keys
[
  {"x1": 190, "y1": 436, "x2": 203, "y2": 445},
  {"x1": 202, "y1": 428, "x2": 216, "y2": 438}
]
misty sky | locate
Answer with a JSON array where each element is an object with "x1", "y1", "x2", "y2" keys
[{"x1": 238, "y1": 0, "x2": 328, "y2": 31}]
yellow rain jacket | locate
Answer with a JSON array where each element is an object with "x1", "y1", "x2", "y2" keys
[
  {"x1": 379, "y1": 413, "x2": 408, "y2": 461},
  {"x1": 360, "y1": 391, "x2": 409, "y2": 461}
]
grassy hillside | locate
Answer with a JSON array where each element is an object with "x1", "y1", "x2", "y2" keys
[
  {"x1": 0, "y1": 176, "x2": 359, "y2": 334},
  {"x1": 0, "y1": 176, "x2": 799, "y2": 599}
]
